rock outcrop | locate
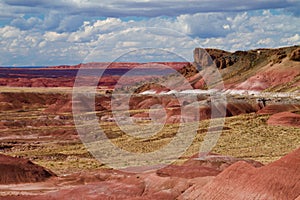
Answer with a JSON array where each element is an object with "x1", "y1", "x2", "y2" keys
[
  {"x1": 290, "y1": 48, "x2": 300, "y2": 61},
  {"x1": 192, "y1": 46, "x2": 300, "y2": 91}
]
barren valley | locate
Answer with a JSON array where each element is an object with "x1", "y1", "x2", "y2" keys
[{"x1": 0, "y1": 46, "x2": 299, "y2": 199}]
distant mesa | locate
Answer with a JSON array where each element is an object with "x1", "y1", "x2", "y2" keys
[
  {"x1": 0, "y1": 45, "x2": 299, "y2": 92},
  {"x1": 193, "y1": 45, "x2": 300, "y2": 92}
]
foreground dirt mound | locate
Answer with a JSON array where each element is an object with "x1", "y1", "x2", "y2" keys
[
  {"x1": 2, "y1": 149, "x2": 298, "y2": 199},
  {"x1": 0, "y1": 154, "x2": 55, "y2": 184},
  {"x1": 44, "y1": 95, "x2": 72, "y2": 113},
  {"x1": 0, "y1": 154, "x2": 262, "y2": 200},
  {"x1": 157, "y1": 153, "x2": 263, "y2": 179},
  {"x1": 267, "y1": 111, "x2": 300, "y2": 127},
  {"x1": 0, "y1": 92, "x2": 65, "y2": 112},
  {"x1": 257, "y1": 104, "x2": 300, "y2": 115},
  {"x1": 180, "y1": 147, "x2": 300, "y2": 200}
]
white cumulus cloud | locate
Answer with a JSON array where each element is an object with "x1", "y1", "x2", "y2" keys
[{"x1": 0, "y1": 3, "x2": 299, "y2": 66}]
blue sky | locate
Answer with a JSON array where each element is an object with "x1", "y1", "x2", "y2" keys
[{"x1": 0, "y1": 0, "x2": 299, "y2": 66}]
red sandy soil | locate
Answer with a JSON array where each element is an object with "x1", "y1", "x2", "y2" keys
[
  {"x1": 179, "y1": 147, "x2": 300, "y2": 200},
  {"x1": 267, "y1": 111, "x2": 300, "y2": 127},
  {"x1": 0, "y1": 153, "x2": 263, "y2": 200},
  {"x1": 166, "y1": 102, "x2": 258, "y2": 123},
  {"x1": 0, "y1": 154, "x2": 55, "y2": 184},
  {"x1": 106, "y1": 93, "x2": 259, "y2": 123},
  {"x1": 6, "y1": 89, "x2": 300, "y2": 128},
  {"x1": 156, "y1": 153, "x2": 263, "y2": 179},
  {"x1": 0, "y1": 92, "x2": 259, "y2": 123},
  {"x1": 1, "y1": 148, "x2": 299, "y2": 199},
  {"x1": 257, "y1": 104, "x2": 300, "y2": 115},
  {"x1": 234, "y1": 59, "x2": 300, "y2": 91},
  {"x1": 0, "y1": 92, "x2": 68, "y2": 112}
]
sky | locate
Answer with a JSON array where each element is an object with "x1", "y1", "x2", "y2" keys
[{"x1": 0, "y1": 0, "x2": 299, "y2": 66}]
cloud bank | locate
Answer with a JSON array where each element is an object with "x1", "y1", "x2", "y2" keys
[{"x1": 0, "y1": 0, "x2": 299, "y2": 65}]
